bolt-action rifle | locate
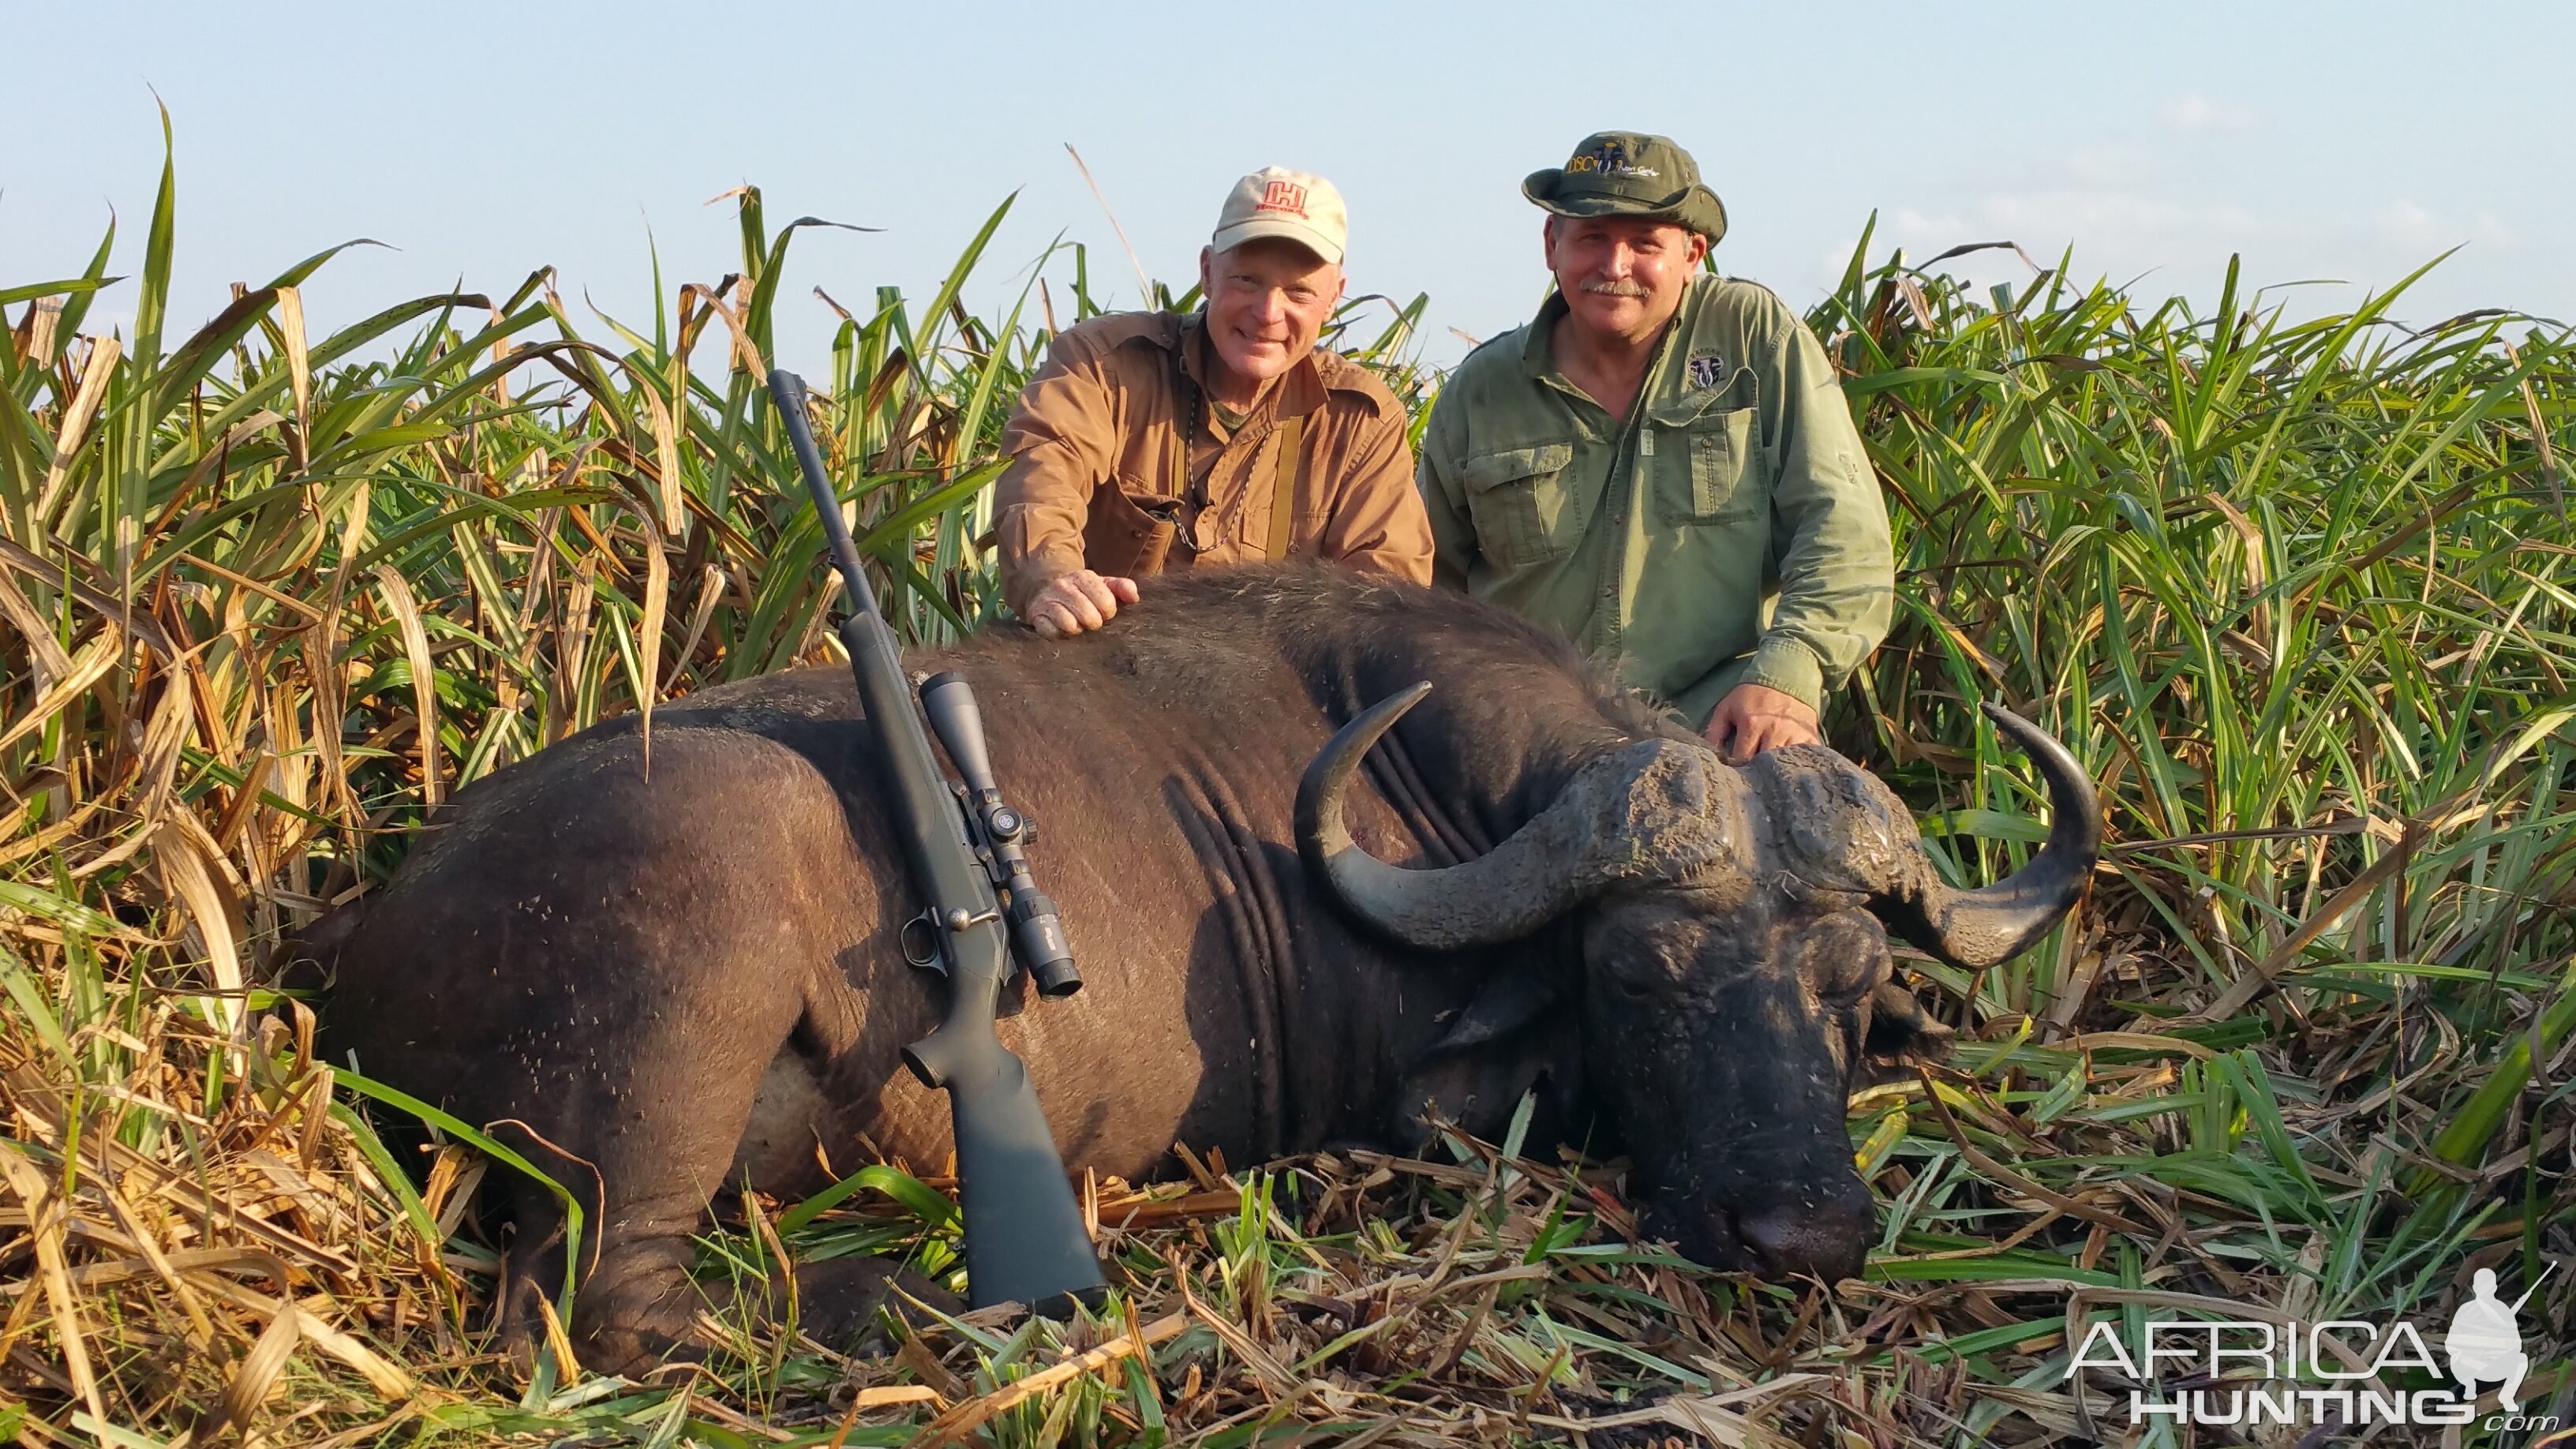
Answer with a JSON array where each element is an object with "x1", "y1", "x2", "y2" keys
[{"x1": 768, "y1": 367, "x2": 1104, "y2": 1312}]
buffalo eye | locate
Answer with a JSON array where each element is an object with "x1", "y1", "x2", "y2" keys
[
  {"x1": 1599, "y1": 937, "x2": 1692, "y2": 1003},
  {"x1": 1586, "y1": 900, "x2": 1704, "y2": 1004},
  {"x1": 1607, "y1": 964, "x2": 1668, "y2": 1004}
]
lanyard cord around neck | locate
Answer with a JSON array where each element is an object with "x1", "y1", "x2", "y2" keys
[{"x1": 1168, "y1": 328, "x2": 1303, "y2": 559}]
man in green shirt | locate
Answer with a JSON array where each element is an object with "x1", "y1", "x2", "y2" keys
[{"x1": 1418, "y1": 132, "x2": 1893, "y2": 762}]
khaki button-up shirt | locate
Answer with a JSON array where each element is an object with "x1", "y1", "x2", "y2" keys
[
  {"x1": 993, "y1": 311, "x2": 1434, "y2": 619},
  {"x1": 1418, "y1": 275, "x2": 1893, "y2": 724}
]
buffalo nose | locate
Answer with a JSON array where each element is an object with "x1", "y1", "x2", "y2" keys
[{"x1": 1738, "y1": 1200, "x2": 1870, "y2": 1282}]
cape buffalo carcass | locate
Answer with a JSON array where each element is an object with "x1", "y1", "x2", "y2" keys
[{"x1": 308, "y1": 564, "x2": 2098, "y2": 1372}]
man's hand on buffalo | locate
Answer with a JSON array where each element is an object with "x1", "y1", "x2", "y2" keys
[
  {"x1": 1026, "y1": 568, "x2": 1140, "y2": 638},
  {"x1": 1704, "y1": 683, "x2": 1820, "y2": 764}
]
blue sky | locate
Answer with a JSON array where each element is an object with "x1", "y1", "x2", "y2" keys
[{"x1": 6, "y1": 2, "x2": 2568, "y2": 371}]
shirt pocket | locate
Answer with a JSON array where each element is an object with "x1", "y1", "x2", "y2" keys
[
  {"x1": 1460, "y1": 443, "x2": 1582, "y2": 567},
  {"x1": 1661, "y1": 406, "x2": 1762, "y2": 526}
]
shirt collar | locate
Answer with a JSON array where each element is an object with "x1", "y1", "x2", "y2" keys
[{"x1": 1519, "y1": 292, "x2": 1570, "y2": 378}]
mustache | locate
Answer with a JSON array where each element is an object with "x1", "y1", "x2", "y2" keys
[{"x1": 1580, "y1": 279, "x2": 1650, "y2": 298}]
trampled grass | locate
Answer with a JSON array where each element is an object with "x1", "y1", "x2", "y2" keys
[{"x1": 0, "y1": 133, "x2": 2569, "y2": 1447}]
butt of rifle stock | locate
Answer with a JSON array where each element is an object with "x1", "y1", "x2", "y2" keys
[{"x1": 943, "y1": 1037, "x2": 1106, "y2": 1309}]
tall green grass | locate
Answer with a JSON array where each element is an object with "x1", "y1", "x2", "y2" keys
[
  {"x1": 0, "y1": 133, "x2": 2567, "y2": 1445},
  {"x1": 1824, "y1": 231, "x2": 2574, "y2": 1442}
]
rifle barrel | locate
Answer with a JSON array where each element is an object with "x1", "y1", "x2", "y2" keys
[{"x1": 768, "y1": 369, "x2": 880, "y2": 624}]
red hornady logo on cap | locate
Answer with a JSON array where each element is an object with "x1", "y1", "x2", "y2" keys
[{"x1": 1256, "y1": 179, "x2": 1310, "y2": 218}]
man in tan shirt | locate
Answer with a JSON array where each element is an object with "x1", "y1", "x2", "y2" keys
[{"x1": 993, "y1": 167, "x2": 1435, "y2": 637}]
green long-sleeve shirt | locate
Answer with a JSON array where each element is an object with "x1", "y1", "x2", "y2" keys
[{"x1": 1418, "y1": 275, "x2": 1893, "y2": 726}]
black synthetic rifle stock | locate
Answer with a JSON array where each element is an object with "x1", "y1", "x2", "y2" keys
[{"x1": 767, "y1": 368, "x2": 1103, "y2": 1312}]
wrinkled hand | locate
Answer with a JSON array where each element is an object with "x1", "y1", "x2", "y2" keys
[
  {"x1": 1026, "y1": 569, "x2": 1140, "y2": 638},
  {"x1": 1703, "y1": 683, "x2": 1820, "y2": 765}
]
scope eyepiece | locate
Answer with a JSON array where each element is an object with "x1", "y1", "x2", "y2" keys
[{"x1": 1008, "y1": 889, "x2": 1080, "y2": 997}]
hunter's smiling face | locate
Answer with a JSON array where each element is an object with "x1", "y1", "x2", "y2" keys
[
  {"x1": 1196, "y1": 238, "x2": 1343, "y2": 403},
  {"x1": 1543, "y1": 214, "x2": 1706, "y2": 346}
]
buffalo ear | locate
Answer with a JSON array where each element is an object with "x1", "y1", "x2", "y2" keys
[
  {"x1": 1864, "y1": 978, "x2": 1956, "y2": 1062},
  {"x1": 1392, "y1": 969, "x2": 1582, "y2": 1149},
  {"x1": 1431, "y1": 968, "x2": 1560, "y2": 1054}
]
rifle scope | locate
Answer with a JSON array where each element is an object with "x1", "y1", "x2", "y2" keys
[{"x1": 921, "y1": 672, "x2": 1080, "y2": 997}]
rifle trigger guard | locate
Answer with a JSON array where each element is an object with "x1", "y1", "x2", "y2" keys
[{"x1": 898, "y1": 911, "x2": 945, "y2": 971}]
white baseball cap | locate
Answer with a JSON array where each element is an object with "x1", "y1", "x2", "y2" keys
[{"x1": 1211, "y1": 167, "x2": 1347, "y2": 267}]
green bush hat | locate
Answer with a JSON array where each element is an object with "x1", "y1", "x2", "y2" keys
[{"x1": 1522, "y1": 131, "x2": 1728, "y2": 245}]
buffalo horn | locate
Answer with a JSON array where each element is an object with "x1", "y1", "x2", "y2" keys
[
  {"x1": 1875, "y1": 702, "x2": 2102, "y2": 968},
  {"x1": 1296, "y1": 683, "x2": 1734, "y2": 951}
]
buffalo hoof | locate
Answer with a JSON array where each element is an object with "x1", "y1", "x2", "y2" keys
[
  {"x1": 692, "y1": 1256, "x2": 966, "y2": 1365},
  {"x1": 789, "y1": 1256, "x2": 964, "y2": 1355},
  {"x1": 529, "y1": 1256, "x2": 964, "y2": 1377}
]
